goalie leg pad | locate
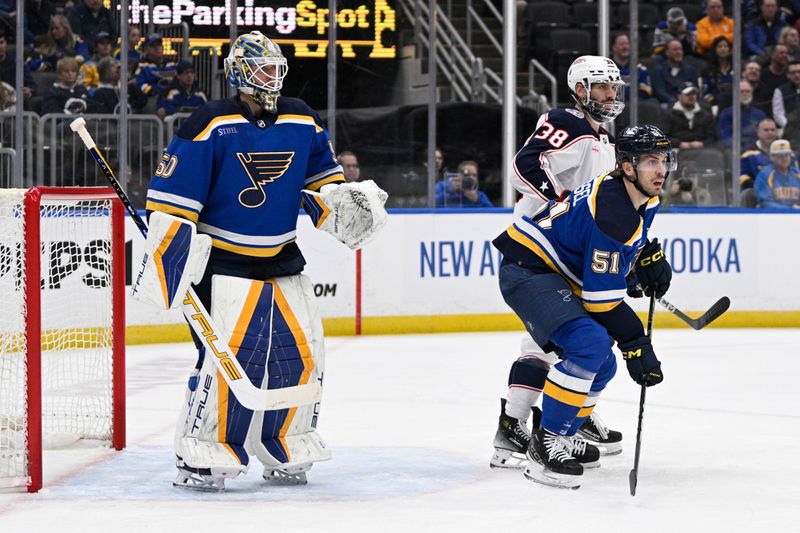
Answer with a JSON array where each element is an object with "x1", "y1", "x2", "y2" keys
[
  {"x1": 208, "y1": 275, "x2": 329, "y2": 470},
  {"x1": 131, "y1": 211, "x2": 211, "y2": 310},
  {"x1": 243, "y1": 275, "x2": 332, "y2": 470},
  {"x1": 174, "y1": 350, "x2": 250, "y2": 481}
]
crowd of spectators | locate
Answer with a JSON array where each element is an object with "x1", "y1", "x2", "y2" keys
[
  {"x1": 0, "y1": 0, "x2": 205, "y2": 118},
  {"x1": 601, "y1": 0, "x2": 800, "y2": 208}
]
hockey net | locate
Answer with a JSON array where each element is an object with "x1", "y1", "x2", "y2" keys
[{"x1": 0, "y1": 187, "x2": 125, "y2": 493}]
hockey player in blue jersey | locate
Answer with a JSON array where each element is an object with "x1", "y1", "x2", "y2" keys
[
  {"x1": 131, "y1": 31, "x2": 388, "y2": 490},
  {"x1": 492, "y1": 56, "x2": 627, "y2": 470},
  {"x1": 493, "y1": 125, "x2": 674, "y2": 489}
]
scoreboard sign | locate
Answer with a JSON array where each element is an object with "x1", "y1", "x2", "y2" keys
[{"x1": 128, "y1": 0, "x2": 397, "y2": 58}]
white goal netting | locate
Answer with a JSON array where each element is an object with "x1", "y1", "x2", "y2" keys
[{"x1": 0, "y1": 189, "x2": 119, "y2": 489}]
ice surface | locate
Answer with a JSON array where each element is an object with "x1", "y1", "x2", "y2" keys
[{"x1": 1, "y1": 329, "x2": 798, "y2": 532}]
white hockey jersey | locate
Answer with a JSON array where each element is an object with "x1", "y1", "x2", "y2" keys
[{"x1": 512, "y1": 107, "x2": 616, "y2": 217}]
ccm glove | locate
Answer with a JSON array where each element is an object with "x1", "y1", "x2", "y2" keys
[
  {"x1": 636, "y1": 238, "x2": 671, "y2": 299},
  {"x1": 620, "y1": 336, "x2": 663, "y2": 387}
]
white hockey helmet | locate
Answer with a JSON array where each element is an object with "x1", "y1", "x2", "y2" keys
[
  {"x1": 567, "y1": 55, "x2": 625, "y2": 123},
  {"x1": 224, "y1": 31, "x2": 288, "y2": 112}
]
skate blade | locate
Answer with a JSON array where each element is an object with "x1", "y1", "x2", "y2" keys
[
  {"x1": 581, "y1": 459, "x2": 601, "y2": 469},
  {"x1": 263, "y1": 470, "x2": 308, "y2": 486},
  {"x1": 490, "y1": 449, "x2": 528, "y2": 470},
  {"x1": 587, "y1": 441, "x2": 622, "y2": 456},
  {"x1": 523, "y1": 465, "x2": 581, "y2": 490},
  {"x1": 597, "y1": 444, "x2": 623, "y2": 456},
  {"x1": 173, "y1": 473, "x2": 225, "y2": 492},
  {"x1": 577, "y1": 434, "x2": 623, "y2": 456}
]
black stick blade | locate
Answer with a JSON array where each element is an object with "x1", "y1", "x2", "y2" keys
[
  {"x1": 695, "y1": 296, "x2": 730, "y2": 329},
  {"x1": 658, "y1": 296, "x2": 731, "y2": 330},
  {"x1": 629, "y1": 469, "x2": 637, "y2": 496}
]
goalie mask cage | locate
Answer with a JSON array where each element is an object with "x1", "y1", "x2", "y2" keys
[{"x1": 0, "y1": 187, "x2": 125, "y2": 493}]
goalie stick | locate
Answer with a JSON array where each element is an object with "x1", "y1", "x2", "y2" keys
[
  {"x1": 658, "y1": 296, "x2": 731, "y2": 330},
  {"x1": 69, "y1": 117, "x2": 320, "y2": 411}
]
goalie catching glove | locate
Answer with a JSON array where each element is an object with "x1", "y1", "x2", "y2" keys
[
  {"x1": 131, "y1": 211, "x2": 211, "y2": 310},
  {"x1": 302, "y1": 180, "x2": 388, "y2": 249}
]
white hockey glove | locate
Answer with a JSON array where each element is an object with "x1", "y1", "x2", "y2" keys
[
  {"x1": 131, "y1": 211, "x2": 212, "y2": 310},
  {"x1": 308, "y1": 180, "x2": 388, "y2": 250}
]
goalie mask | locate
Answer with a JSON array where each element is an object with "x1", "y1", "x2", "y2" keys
[
  {"x1": 567, "y1": 55, "x2": 625, "y2": 123},
  {"x1": 225, "y1": 31, "x2": 287, "y2": 113}
]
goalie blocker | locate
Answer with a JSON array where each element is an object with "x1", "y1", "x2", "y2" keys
[{"x1": 131, "y1": 211, "x2": 211, "y2": 310}]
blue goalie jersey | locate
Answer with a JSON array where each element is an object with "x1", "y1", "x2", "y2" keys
[
  {"x1": 494, "y1": 174, "x2": 659, "y2": 313},
  {"x1": 146, "y1": 95, "x2": 344, "y2": 276}
]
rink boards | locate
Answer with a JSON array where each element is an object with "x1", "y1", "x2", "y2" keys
[{"x1": 118, "y1": 208, "x2": 800, "y2": 342}]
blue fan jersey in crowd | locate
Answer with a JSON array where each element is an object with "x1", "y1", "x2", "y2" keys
[
  {"x1": 146, "y1": 95, "x2": 344, "y2": 277},
  {"x1": 494, "y1": 174, "x2": 659, "y2": 313},
  {"x1": 739, "y1": 147, "x2": 772, "y2": 190},
  {"x1": 754, "y1": 165, "x2": 800, "y2": 208}
]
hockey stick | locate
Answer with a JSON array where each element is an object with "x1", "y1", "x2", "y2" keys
[
  {"x1": 658, "y1": 296, "x2": 730, "y2": 330},
  {"x1": 629, "y1": 294, "x2": 656, "y2": 497},
  {"x1": 69, "y1": 117, "x2": 320, "y2": 411}
]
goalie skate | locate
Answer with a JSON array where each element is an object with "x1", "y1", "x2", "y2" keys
[
  {"x1": 172, "y1": 439, "x2": 247, "y2": 492},
  {"x1": 173, "y1": 456, "x2": 247, "y2": 492},
  {"x1": 490, "y1": 398, "x2": 535, "y2": 470},
  {"x1": 577, "y1": 412, "x2": 623, "y2": 456},
  {"x1": 173, "y1": 465, "x2": 227, "y2": 492},
  {"x1": 263, "y1": 463, "x2": 312, "y2": 486}
]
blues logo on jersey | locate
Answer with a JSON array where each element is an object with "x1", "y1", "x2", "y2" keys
[
  {"x1": 236, "y1": 151, "x2": 295, "y2": 208},
  {"x1": 146, "y1": 96, "x2": 344, "y2": 263}
]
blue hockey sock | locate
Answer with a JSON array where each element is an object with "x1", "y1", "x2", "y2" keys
[{"x1": 541, "y1": 361, "x2": 592, "y2": 436}]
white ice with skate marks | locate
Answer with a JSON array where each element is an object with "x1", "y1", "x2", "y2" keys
[
  {"x1": 45, "y1": 445, "x2": 485, "y2": 501},
  {"x1": 1, "y1": 330, "x2": 799, "y2": 532}
]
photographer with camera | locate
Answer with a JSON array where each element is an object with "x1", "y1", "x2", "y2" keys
[{"x1": 435, "y1": 160, "x2": 494, "y2": 208}]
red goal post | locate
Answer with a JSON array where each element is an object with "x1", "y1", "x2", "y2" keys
[{"x1": 0, "y1": 187, "x2": 125, "y2": 493}]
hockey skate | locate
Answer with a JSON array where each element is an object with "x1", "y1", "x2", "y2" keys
[
  {"x1": 577, "y1": 411, "x2": 623, "y2": 456},
  {"x1": 490, "y1": 398, "x2": 534, "y2": 469},
  {"x1": 263, "y1": 462, "x2": 312, "y2": 486},
  {"x1": 567, "y1": 434, "x2": 600, "y2": 469},
  {"x1": 523, "y1": 427, "x2": 583, "y2": 490},
  {"x1": 528, "y1": 407, "x2": 600, "y2": 469}
]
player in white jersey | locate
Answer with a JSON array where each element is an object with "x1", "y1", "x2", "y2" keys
[{"x1": 491, "y1": 55, "x2": 627, "y2": 470}]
